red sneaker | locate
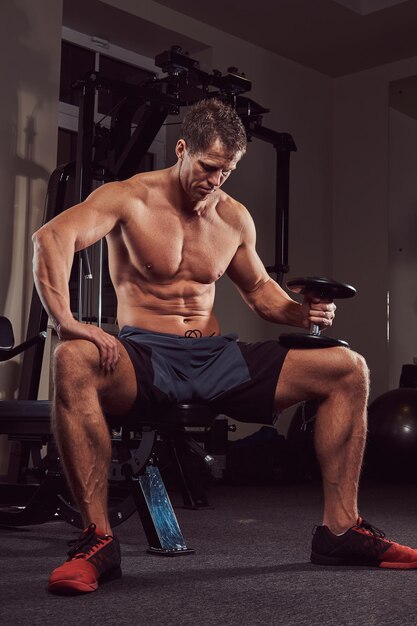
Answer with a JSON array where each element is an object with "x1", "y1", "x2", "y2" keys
[
  {"x1": 311, "y1": 517, "x2": 417, "y2": 569},
  {"x1": 48, "y1": 524, "x2": 122, "y2": 594}
]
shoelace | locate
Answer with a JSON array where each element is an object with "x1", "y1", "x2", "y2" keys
[
  {"x1": 311, "y1": 519, "x2": 387, "y2": 540},
  {"x1": 66, "y1": 523, "x2": 107, "y2": 560},
  {"x1": 358, "y1": 518, "x2": 386, "y2": 540}
]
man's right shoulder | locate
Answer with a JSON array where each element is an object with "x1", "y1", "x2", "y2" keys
[
  {"x1": 127, "y1": 169, "x2": 164, "y2": 190},
  {"x1": 92, "y1": 175, "x2": 146, "y2": 208},
  {"x1": 106, "y1": 172, "x2": 166, "y2": 223}
]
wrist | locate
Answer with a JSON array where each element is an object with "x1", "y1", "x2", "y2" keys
[
  {"x1": 52, "y1": 314, "x2": 76, "y2": 339},
  {"x1": 285, "y1": 300, "x2": 304, "y2": 328}
]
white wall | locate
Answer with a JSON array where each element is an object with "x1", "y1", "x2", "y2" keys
[
  {"x1": 333, "y1": 56, "x2": 417, "y2": 401},
  {"x1": 0, "y1": 0, "x2": 62, "y2": 385},
  {"x1": 0, "y1": 0, "x2": 62, "y2": 471}
]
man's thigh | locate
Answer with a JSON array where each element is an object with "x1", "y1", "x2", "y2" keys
[{"x1": 274, "y1": 346, "x2": 355, "y2": 411}]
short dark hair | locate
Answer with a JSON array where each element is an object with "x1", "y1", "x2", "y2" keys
[{"x1": 180, "y1": 98, "x2": 247, "y2": 156}]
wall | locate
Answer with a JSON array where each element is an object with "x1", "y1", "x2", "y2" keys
[
  {"x1": 0, "y1": 0, "x2": 62, "y2": 471},
  {"x1": 388, "y1": 108, "x2": 417, "y2": 388},
  {"x1": 332, "y1": 55, "x2": 417, "y2": 401}
]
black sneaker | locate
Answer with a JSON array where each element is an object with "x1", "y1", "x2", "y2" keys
[
  {"x1": 48, "y1": 524, "x2": 122, "y2": 594},
  {"x1": 311, "y1": 517, "x2": 417, "y2": 569}
]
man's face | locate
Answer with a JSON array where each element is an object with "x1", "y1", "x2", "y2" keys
[{"x1": 176, "y1": 138, "x2": 243, "y2": 202}]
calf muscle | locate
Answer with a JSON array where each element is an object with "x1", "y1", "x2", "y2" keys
[
  {"x1": 275, "y1": 347, "x2": 369, "y2": 533},
  {"x1": 51, "y1": 338, "x2": 137, "y2": 531}
]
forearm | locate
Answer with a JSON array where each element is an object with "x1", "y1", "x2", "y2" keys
[
  {"x1": 32, "y1": 229, "x2": 75, "y2": 332},
  {"x1": 242, "y1": 278, "x2": 304, "y2": 328}
]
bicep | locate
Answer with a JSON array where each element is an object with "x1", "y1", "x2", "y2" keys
[
  {"x1": 226, "y1": 224, "x2": 293, "y2": 317},
  {"x1": 226, "y1": 241, "x2": 269, "y2": 294},
  {"x1": 226, "y1": 210, "x2": 270, "y2": 294}
]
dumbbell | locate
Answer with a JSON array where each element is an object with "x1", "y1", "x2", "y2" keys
[{"x1": 279, "y1": 277, "x2": 356, "y2": 349}]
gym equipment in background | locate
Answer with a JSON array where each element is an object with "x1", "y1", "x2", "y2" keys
[
  {"x1": 399, "y1": 363, "x2": 417, "y2": 389},
  {"x1": 279, "y1": 277, "x2": 356, "y2": 349},
  {"x1": 366, "y1": 387, "x2": 417, "y2": 481}
]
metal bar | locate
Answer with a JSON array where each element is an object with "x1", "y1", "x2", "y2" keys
[
  {"x1": 274, "y1": 149, "x2": 291, "y2": 286},
  {"x1": 114, "y1": 107, "x2": 168, "y2": 180},
  {"x1": 74, "y1": 78, "x2": 95, "y2": 284},
  {"x1": 248, "y1": 127, "x2": 296, "y2": 287}
]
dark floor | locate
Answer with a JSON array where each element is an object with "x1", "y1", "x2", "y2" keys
[{"x1": 1, "y1": 478, "x2": 417, "y2": 626}]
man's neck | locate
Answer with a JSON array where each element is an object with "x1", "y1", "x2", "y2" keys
[{"x1": 167, "y1": 164, "x2": 213, "y2": 217}]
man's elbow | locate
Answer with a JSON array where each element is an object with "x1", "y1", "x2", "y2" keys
[
  {"x1": 32, "y1": 224, "x2": 48, "y2": 249},
  {"x1": 32, "y1": 228, "x2": 46, "y2": 278},
  {"x1": 32, "y1": 226, "x2": 57, "y2": 270},
  {"x1": 32, "y1": 224, "x2": 67, "y2": 253}
]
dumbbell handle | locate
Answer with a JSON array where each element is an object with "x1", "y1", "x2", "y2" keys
[
  {"x1": 311, "y1": 323, "x2": 320, "y2": 336},
  {"x1": 305, "y1": 287, "x2": 334, "y2": 337},
  {"x1": 309, "y1": 289, "x2": 337, "y2": 337}
]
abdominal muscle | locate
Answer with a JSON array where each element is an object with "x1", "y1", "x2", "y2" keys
[{"x1": 114, "y1": 279, "x2": 221, "y2": 337}]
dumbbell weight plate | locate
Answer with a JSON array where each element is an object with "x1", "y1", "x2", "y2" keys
[
  {"x1": 286, "y1": 277, "x2": 356, "y2": 299},
  {"x1": 279, "y1": 333, "x2": 350, "y2": 349}
]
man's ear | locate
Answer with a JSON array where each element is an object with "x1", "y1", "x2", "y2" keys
[{"x1": 176, "y1": 139, "x2": 186, "y2": 160}]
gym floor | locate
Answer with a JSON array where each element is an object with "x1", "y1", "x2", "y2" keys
[{"x1": 1, "y1": 477, "x2": 417, "y2": 626}]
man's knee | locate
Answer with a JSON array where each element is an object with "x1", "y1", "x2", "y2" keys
[
  {"x1": 53, "y1": 340, "x2": 100, "y2": 390},
  {"x1": 336, "y1": 348, "x2": 369, "y2": 397}
]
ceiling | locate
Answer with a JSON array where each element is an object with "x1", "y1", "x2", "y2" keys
[
  {"x1": 153, "y1": 0, "x2": 417, "y2": 77},
  {"x1": 63, "y1": 0, "x2": 417, "y2": 118}
]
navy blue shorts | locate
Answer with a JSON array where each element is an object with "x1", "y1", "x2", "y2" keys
[{"x1": 118, "y1": 326, "x2": 289, "y2": 425}]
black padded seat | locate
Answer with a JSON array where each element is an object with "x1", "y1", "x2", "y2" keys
[
  {"x1": 0, "y1": 401, "x2": 216, "y2": 433},
  {"x1": 145, "y1": 403, "x2": 218, "y2": 428},
  {"x1": 0, "y1": 400, "x2": 52, "y2": 435}
]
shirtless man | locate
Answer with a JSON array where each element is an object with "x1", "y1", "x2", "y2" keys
[{"x1": 32, "y1": 98, "x2": 417, "y2": 595}]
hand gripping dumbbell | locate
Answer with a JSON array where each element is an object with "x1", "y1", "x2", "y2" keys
[{"x1": 279, "y1": 277, "x2": 356, "y2": 349}]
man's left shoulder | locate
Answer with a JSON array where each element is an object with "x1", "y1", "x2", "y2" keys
[{"x1": 216, "y1": 191, "x2": 248, "y2": 222}]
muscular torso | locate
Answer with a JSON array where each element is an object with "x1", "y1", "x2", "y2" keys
[{"x1": 106, "y1": 170, "x2": 242, "y2": 336}]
